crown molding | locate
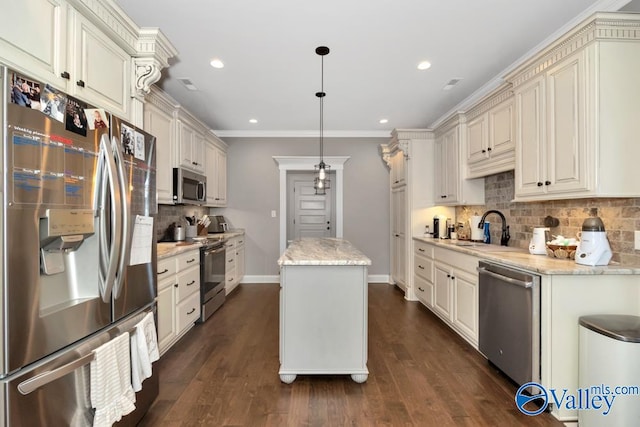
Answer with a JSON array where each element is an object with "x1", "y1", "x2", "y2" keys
[{"x1": 214, "y1": 130, "x2": 391, "y2": 138}]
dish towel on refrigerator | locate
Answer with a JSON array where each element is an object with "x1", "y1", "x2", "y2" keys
[
  {"x1": 130, "y1": 312, "x2": 160, "y2": 392},
  {"x1": 90, "y1": 332, "x2": 136, "y2": 427}
]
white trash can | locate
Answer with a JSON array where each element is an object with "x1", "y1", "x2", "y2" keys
[{"x1": 579, "y1": 315, "x2": 640, "y2": 427}]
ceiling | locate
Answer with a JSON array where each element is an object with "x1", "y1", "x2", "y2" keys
[{"x1": 115, "y1": 0, "x2": 638, "y2": 137}]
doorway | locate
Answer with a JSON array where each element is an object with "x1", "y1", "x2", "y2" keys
[
  {"x1": 286, "y1": 172, "x2": 335, "y2": 245},
  {"x1": 273, "y1": 156, "x2": 350, "y2": 254}
]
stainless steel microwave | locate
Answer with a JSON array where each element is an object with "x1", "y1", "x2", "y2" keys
[{"x1": 173, "y1": 168, "x2": 206, "y2": 204}]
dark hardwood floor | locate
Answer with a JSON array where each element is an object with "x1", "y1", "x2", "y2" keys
[{"x1": 139, "y1": 284, "x2": 562, "y2": 426}]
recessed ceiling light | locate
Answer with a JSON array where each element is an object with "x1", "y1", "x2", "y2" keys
[
  {"x1": 379, "y1": 119, "x2": 389, "y2": 124},
  {"x1": 249, "y1": 119, "x2": 258, "y2": 124},
  {"x1": 417, "y1": 61, "x2": 432, "y2": 70},
  {"x1": 443, "y1": 78, "x2": 463, "y2": 91},
  {"x1": 210, "y1": 58, "x2": 224, "y2": 69}
]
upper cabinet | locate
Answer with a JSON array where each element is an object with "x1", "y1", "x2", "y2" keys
[
  {"x1": 0, "y1": 0, "x2": 177, "y2": 123},
  {"x1": 465, "y1": 85, "x2": 515, "y2": 179},
  {"x1": 177, "y1": 113, "x2": 206, "y2": 174},
  {"x1": 144, "y1": 87, "x2": 178, "y2": 204},
  {"x1": 433, "y1": 115, "x2": 484, "y2": 206},
  {"x1": 67, "y1": 10, "x2": 131, "y2": 118},
  {"x1": 507, "y1": 13, "x2": 640, "y2": 201},
  {"x1": 205, "y1": 136, "x2": 228, "y2": 207},
  {"x1": 0, "y1": 0, "x2": 68, "y2": 88}
]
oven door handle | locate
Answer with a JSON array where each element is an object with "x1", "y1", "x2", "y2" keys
[{"x1": 477, "y1": 267, "x2": 533, "y2": 288}]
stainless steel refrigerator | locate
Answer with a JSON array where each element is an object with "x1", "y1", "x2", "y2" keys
[{"x1": 0, "y1": 66, "x2": 158, "y2": 426}]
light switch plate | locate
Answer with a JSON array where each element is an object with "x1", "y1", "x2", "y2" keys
[
  {"x1": 271, "y1": 210, "x2": 277, "y2": 218},
  {"x1": 635, "y1": 231, "x2": 640, "y2": 250}
]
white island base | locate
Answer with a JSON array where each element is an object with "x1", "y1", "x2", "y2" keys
[{"x1": 278, "y1": 238, "x2": 371, "y2": 384}]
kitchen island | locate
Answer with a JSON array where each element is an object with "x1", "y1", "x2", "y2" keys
[{"x1": 277, "y1": 238, "x2": 371, "y2": 384}]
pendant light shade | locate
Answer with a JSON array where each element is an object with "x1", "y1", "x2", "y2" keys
[{"x1": 314, "y1": 46, "x2": 331, "y2": 195}]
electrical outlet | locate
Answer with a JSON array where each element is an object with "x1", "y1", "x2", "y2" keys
[
  {"x1": 635, "y1": 231, "x2": 640, "y2": 250},
  {"x1": 271, "y1": 210, "x2": 277, "y2": 218}
]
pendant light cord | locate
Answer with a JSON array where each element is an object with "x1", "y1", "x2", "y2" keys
[{"x1": 320, "y1": 53, "x2": 324, "y2": 164}]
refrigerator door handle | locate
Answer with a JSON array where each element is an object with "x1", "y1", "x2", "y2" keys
[
  {"x1": 17, "y1": 352, "x2": 95, "y2": 395},
  {"x1": 97, "y1": 135, "x2": 122, "y2": 303},
  {"x1": 112, "y1": 136, "x2": 130, "y2": 299}
]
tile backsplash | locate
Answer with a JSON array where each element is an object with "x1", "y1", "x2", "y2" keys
[
  {"x1": 455, "y1": 171, "x2": 640, "y2": 265},
  {"x1": 156, "y1": 204, "x2": 209, "y2": 241}
]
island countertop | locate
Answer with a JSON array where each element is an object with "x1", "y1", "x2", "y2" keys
[{"x1": 278, "y1": 238, "x2": 372, "y2": 266}]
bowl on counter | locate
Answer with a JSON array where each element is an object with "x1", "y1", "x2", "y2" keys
[{"x1": 546, "y1": 244, "x2": 578, "y2": 260}]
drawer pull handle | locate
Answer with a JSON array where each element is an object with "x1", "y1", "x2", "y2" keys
[
  {"x1": 158, "y1": 268, "x2": 169, "y2": 275},
  {"x1": 60, "y1": 71, "x2": 70, "y2": 79},
  {"x1": 418, "y1": 287, "x2": 424, "y2": 292},
  {"x1": 418, "y1": 265, "x2": 425, "y2": 270},
  {"x1": 187, "y1": 308, "x2": 195, "y2": 315},
  {"x1": 228, "y1": 259, "x2": 234, "y2": 262},
  {"x1": 418, "y1": 248, "x2": 425, "y2": 252},
  {"x1": 228, "y1": 278, "x2": 233, "y2": 282},
  {"x1": 187, "y1": 280, "x2": 196, "y2": 286},
  {"x1": 76, "y1": 80, "x2": 85, "y2": 88},
  {"x1": 186, "y1": 258, "x2": 195, "y2": 263}
]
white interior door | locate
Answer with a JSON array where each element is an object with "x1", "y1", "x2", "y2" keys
[{"x1": 286, "y1": 173, "x2": 334, "y2": 244}]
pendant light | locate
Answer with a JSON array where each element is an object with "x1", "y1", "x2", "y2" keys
[{"x1": 314, "y1": 46, "x2": 331, "y2": 195}]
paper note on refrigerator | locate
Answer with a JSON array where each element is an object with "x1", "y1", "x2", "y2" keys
[{"x1": 130, "y1": 215, "x2": 154, "y2": 266}]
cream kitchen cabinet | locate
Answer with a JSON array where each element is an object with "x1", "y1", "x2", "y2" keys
[
  {"x1": 205, "y1": 138, "x2": 228, "y2": 206},
  {"x1": 433, "y1": 115, "x2": 484, "y2": 206},
  {"x1": 390, "y1": 150, "x2": 406, "y2": 188},
  {"x1": 0, "y1": 0, "x2": 68, "y2": 88},
  {"x1": 391, "y1": 186, "x2": 407, "y2": 292},
  {"x1": 381, "y1": 129, "x2": 453, "y2": 301},
  {"x1": 156, "y1": 249, "x2": 200, "y2": 355},
  {"x1": 144, "y1": 87, "x2": 177, "y2": 204},
  {"x1": 428, "y1": 245, "x2": 480, "y2": 347},
  {"x1": 509, "y1": 13, "x2": 640, "y2": 201},
  {"x1": 465, "y1": 86, "x2": 515, "y2": 179},
  {"x1": 413, "y1": 240, "x2": 434, "y2": 307},
  {"x1": 177, "y1": 114, "x2": 206, "y2": 174},
  {"x1": 66, "y1": 9, "x2": 131, "y2": 118},
  {"x1": 0, "y1": 2, "x2": 131, "y2": 119},
  {"x1": 224, "y1": 234, "x2": 245, "y2": 295}
]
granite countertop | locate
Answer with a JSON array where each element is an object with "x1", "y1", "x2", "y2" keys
[
  {"x1": 413, "y1": 236, "x2": 640, "y2": 275},
  {"x1": 157, "y1": 229, "x2": 245, "y2": 260},
  {"x1": 278, "y1": 238, "x2": 372, "y2": 266}
]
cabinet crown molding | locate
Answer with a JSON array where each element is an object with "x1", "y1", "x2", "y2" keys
[
  {"x1": 434, "y1": 113, "x2": 465, "y2": 137},
  {"x1": 464, "y1": 85, "x2": 513, "y2": 121},
  {"x1": 506, "y1": 12, "x2": 640, "y2": 87}
]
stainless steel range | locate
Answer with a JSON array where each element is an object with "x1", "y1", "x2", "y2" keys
[{"x1": 199, "y1": 237, "x2": 227, "y2": 322}]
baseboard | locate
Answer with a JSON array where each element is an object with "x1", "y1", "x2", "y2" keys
[
  {"x1": 368, "y1": 274, "x2": 391, "y2": 284},
  {"x1": 241, "y1": 275, "x2": 281, "y2": 284},
  {"x1": 240, "y1": 274, "x2": 391, "y2": 284}
]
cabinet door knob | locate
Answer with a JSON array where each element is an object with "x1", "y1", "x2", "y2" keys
[
  {"x1": 537, "y1": 182, "x2": 543, "y2": 187},
  {"x1": 174, "y1": 283, "x2": 178, "y2": 288},
  {"x1": 451, "y1": 276, "x2": 455, "y2": 280},
  {"x1": 545, "y1": 181, "x2": 551, "y2": 186},
  {"x1": 487, "y1": 147, "x2": 492, "y2": 152},
  {"x1": 76, "y1": 80, "x2": 85, "y2": 88},
  {"x1": 447, "y1": 274, "x2": 451, "y2": 278},
  {"x1": 481, "y1": 149, "x2": 486, "y2": 153},
  {"x1": 60, "y1": 71, "x2": 70, "y2": 79}
]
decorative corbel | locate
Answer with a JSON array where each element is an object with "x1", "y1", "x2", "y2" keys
[
  {"x1": 380, "y1": 144, "x2": 393, "y2": 168},
  {"x1": 132, "y1": 58, "x2": 163, "y2": 100},
  {"x1": 397, "y1": 140, "x2": 410, "y2": 159}
]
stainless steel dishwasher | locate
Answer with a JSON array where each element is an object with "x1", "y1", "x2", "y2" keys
[{"x1": 478, "y1": 261, "x2": 541, "y2": 386}]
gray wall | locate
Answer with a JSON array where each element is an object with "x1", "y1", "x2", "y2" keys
[{"x1": 211, "y1": 137, "x2": 390, "y2": 278}]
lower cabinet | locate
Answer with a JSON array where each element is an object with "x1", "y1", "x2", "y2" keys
[
  {"x1": 413, "y1": 239, "x2": 480, "y2": 347},
  {"x1": 224, "y1": 235, "x2": 245, "y2": 295},
  {"x1": 156, "y1": 249, "x2": 201, "y2": 356}
]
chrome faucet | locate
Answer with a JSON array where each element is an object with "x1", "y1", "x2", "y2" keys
[{"x1": 478, "y1": 210, "x2": 510, "y2": 246}]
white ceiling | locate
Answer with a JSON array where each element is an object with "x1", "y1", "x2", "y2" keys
[{"x1": 115, "y1": 0, "x2": 638, "y2": 137}]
